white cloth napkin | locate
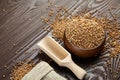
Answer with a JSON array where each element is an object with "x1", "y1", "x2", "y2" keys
[{"x1": 22, "y1": 61, "x2": 67, "y2": 80}]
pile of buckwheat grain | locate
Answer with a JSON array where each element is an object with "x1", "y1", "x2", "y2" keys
[
  {"x1": 51, "y1": 15, "x2": 105, "y2": 49},
  {"x1": 65, "y1": 18, "x2": 104, "y2": 49}
]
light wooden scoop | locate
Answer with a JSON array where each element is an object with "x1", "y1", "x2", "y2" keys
[{"x1": 37, "y1": 36, "x2": 86, "y2": 79}]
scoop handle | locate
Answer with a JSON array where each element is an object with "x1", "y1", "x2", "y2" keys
[{"x1": 64, "y1": 60, "x2": 86, "y2": 79}]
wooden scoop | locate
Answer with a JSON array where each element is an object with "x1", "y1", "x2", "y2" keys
[{"x1": 37, "y1": 36, "x2": 86, "y2": 79}]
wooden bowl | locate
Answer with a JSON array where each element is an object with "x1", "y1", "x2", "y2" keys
[{"x1": 63, "y1": 31, "x2": 106, "y2": 58}]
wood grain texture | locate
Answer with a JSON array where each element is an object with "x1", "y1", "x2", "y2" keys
[
  {"x1": 0, "y1": 0, "x2": 76, "y2": 66},
  {"x1": 0, "y1": 0, "x2": 120, "y2": 80},
  {"x1": 0, "y1": 0, "x2": 77, "y2": 79}
]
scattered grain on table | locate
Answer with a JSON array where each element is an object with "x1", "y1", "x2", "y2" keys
[{"x1": 10, "y1": 62, "x2": 34, "y2": 80}]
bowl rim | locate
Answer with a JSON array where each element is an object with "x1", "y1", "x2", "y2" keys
[{"x1": 64, "y1": 29, "x2": 106, "y2": 51}]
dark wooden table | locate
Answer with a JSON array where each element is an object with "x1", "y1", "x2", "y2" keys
[{"x1": 0, "y1": 0, "x2": 120, "y2": 80}]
